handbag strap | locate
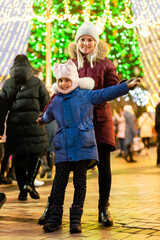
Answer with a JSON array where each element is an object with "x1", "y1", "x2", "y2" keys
[{"x1": 9, "y1": 84, "x2": 23, "y2": 109}]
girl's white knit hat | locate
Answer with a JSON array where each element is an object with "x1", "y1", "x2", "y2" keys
[
  {"x1": 52, "y1": 59, "x2": 95, "y2": 94},
  {"x1": 53, "y1": 59, "x2": 79, "y2": 84},
  {"x1": 75, "y1": 21, "x2": 99, "y2": 44}
]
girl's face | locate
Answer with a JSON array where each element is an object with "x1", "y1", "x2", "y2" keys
[
  {"x1": 58, "y1": 78, "x2": 72, "y2": 91},
  {"x1": 78, "y1": 35, "x2": 96, "y2": 55}
]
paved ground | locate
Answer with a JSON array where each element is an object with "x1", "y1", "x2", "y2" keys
[{"x1": 0, "y1": 146, "x2": 160, "y2": 240}]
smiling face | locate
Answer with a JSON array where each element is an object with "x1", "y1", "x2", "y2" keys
[
  {"x1": 78, "y1": 35, "x2": 96, "y2": 55},
  {"x1": 58, "y1": 78, "x2": 72, "y2": 91}
]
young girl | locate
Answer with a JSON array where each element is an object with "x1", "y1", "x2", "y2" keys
[{"x1": 36, "y1": 59, "x2": 140, "y2": 233}]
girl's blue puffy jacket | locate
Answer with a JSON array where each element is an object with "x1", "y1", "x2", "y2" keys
[{"x1": 41, "y1": 83, "x2": 129, "y2": 169}]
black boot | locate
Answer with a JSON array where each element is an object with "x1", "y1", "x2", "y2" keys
[
  {"x1": 128, "y1": 151, "x2": 137, "y2": 163},
  {"x1": 40, "y1": 155, "x2": 50, "y2": 178},
  {"x1": 14, "y1": 162, "x2": 28, "y2": 200},
  {"x1": 0, "y1": 193, "x2": 6, "y2": 208},
  {"x1": 23, "y1": 157, "x2": 41, "y2": 199},
  {"x1": 47, "y1": 152, "x2": 54, "y2": 179},
  {"x1": 70, "y1": 205, "x2": 83, "y2": 233},
  {"x1": 23, "y1": 184, "x2": 40, "y2": 199},
  {"x1": 18, "y1": 190, "x2": 27, "y2": 201},
  {"x1": 98, "y1": 200, "x2": 113, "y2": 227},
  {"x1": 7, "y1": 156, "x2": 16, "y2": 181},
  {"x1": 38, "y1": 196, "x2": 52, "y2": 225},
  {"x1": 43, "y1": 205, "x2": 63, "y2": 232},
  {"x1": 7, "y1": 167, "x2": 16, "y2": 181},
  {"x1": 0, "y1": 174, "x2": 12, "y2": 184}
]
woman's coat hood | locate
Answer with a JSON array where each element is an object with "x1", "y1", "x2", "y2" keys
[
  {"x1": 10, "y1": 63, "x2": 34, "y2": 84},
  {"x1": 68, "y1": 39, "x2": 108, "y2": 60}
]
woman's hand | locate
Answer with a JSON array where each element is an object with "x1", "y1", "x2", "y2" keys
[
  {"x1": 127, "y1": 77, "x2": 141, "y2": 90},
  {"x1": 36, "y1": 117, "x2": 44, "y2": 126}
]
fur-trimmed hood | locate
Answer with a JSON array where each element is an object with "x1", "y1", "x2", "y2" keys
[
  {"x1": 68, "y1": 39, "x2": 108, "y2": 61},
  {"x1": 52, "y1": 77, "x2": 95, "y2": 94}
]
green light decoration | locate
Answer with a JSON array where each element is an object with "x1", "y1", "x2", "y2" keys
[{"x1": 27, "y1": 0, "x2": 144, "y2": 82}]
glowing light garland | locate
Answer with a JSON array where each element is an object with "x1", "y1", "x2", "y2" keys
[
  {"x1": 0, "y1": 0, "x2": 159, "y2": 30},
  {"x1": 0, "y1": 0, "x2": 32, "y2": 85},
  {"x1": 0, "y1": 0, "x2": 159, "y2": 110},
  {"x1": 131, "y1": 0, "x2": 160, "y2": 110}
]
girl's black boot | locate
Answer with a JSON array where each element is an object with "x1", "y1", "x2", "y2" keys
[
  {"x1": 70, "y1": 205, "x2": 83, "y2": 233},
  {"x1": 43, "y1": 205, "x2": 63, "y2": 232},
  {"x1": 23, "y1": 158, "x2": 41, "y2": 199}
]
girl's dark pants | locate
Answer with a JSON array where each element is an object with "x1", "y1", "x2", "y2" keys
[{"x1": 50, "y1": 160, "x2": 88, "y2": 207}]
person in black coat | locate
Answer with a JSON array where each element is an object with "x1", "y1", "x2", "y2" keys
[
  {"x1": 155, "y1": 94, "x2": 160, "y2": 166},
  {"x1": 0, "y1": 54, "x2": 50, "y2": 200}
]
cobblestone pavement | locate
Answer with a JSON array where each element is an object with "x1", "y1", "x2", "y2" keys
[{"x1": 0, "y1": 146, "x2": 160, "y2": 240}]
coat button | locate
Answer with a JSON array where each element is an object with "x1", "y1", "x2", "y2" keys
[
  {"x1": 66, "y1": 126, "x2": 69, "y2": 128},
  {"x1": 69, "y1": 157, "x2": 72, "y2": 160}
]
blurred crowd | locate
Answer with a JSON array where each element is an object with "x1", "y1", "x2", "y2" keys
[{"x1": 113, "y1": 103, "x2": 159, "y2": 164}]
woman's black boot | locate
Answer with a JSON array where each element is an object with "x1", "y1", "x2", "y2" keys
[
  {"x1": 0, "y1": 175, "x2": 12, "y2": 184},
  {"x1": 23, "y1": 184, "x2": 40, "y2": 199},
  {"x1": 23, "y1": 158, "x2": 41, "y2": 199},
  {"x1": 18, "y1": 190, "x2": 27, "y2": 201},
  {"x1": 70, "y1": 205, "x2": 83, "y2": 233},
  {"x1": 38, "y1": 196, "x2": 52, "y2": 225},
  {"x1": 43, "y1": 205, "x2": 63, "y2": 232},
  {"x1": 40, "y1": 155, "x2": 50, "y2": 178},
  {"x1": 98, "y1": 200, "x2": 113, "y2": 227}
]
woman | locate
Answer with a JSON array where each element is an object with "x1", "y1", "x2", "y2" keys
[
  {"x1": 69, "y1": 21, "x2": 121, "y2": 226},
  {"x1": 0, "y1": 54, "x2": 50, "y2": 200}
]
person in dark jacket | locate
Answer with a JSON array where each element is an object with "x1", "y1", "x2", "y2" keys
[
  {"x1": 155, "y1": 94, "x2": 160, "y2": 166},
  {"x1": 0, "y1": 54, "x2": 50, "y2": 201},
  {"x1": 37, "y1": 60, "x2": 140, "y2": 233}
]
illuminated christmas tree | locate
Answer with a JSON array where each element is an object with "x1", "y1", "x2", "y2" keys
[{"x1": 27, "y1": 0, "x2": 144, "y2": 82}]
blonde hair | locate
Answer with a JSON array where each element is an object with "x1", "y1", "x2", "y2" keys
[{"x1": 76, "y1": 43, "x2": 98, "y2": 70}]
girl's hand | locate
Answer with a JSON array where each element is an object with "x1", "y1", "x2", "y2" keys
[
  {"x1": 36, "y1": 117, "x2": 44, "y2": 126},
  {"x1": 127, "y1": 77, "x2": 141, "y2": 90}
]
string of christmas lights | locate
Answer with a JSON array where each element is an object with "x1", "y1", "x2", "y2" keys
[
  {"x1": 131, "y1": 0, "x2": 160, "y2": 110},
  {"x1": 0, "y1": 0, "x2": 159, "y2": 110},
  {"x1": 0, "y1": 0, "x2": 33, "y2": 84},
  {"x1": 0, "y1": 0, "x2": 159, "y2": 30}
]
